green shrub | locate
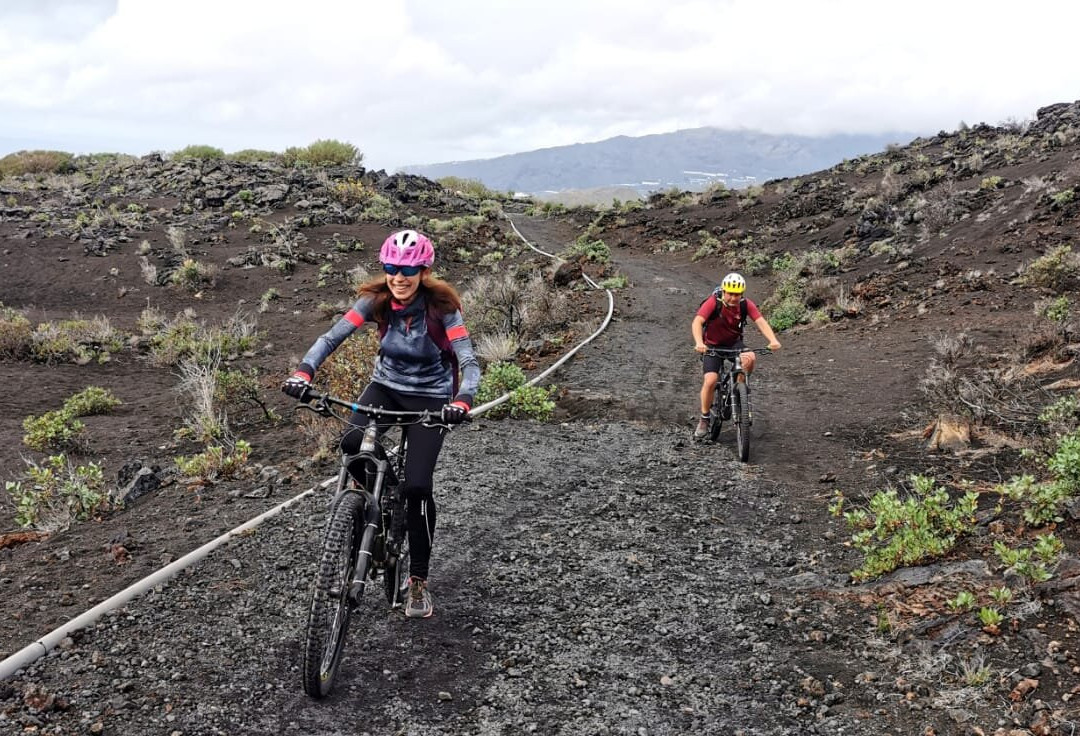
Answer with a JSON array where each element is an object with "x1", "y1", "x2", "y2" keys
[
  {"x1": 562, "y1": 235, "x2": 610, "y2": 263},
  {"x1": 1048, "y1": 429, "x2": 1080, "y2": 490},
  {"x1": 23, "y1": 410, "x2": 85, "y2": 452},
  {"x1": 215, "y1": 368, "x2": 276, "y2": 421},
  {"x1": 30, "y1": 316, "x2": 125, "y2": 364},
  {"x1": 599, "y1": 274, "x2": 629, "y2": 289},
  {"x1": 176, "y1": 439, "x2": 252, "y2": 481},
  {"x1": 438, "y1": 177, "x2": 499, "y2": 200},
  {"x1": 359, "y1": 193, "x2": 394, "y2": 222},
  {"x1": 21, "y1": 386, "x2": 120, "y2": 452},
  {"x1": 1020, "y1": 245, "x2": 1079, "y2": 289},
  {"x1": 63, "y1": 386, "x2": 121, "y2": 416},
  {"x1": 979, "y1": 175, "x2": 1004, "y2": 190},
  {"x1": 0, "y1": 150, "x2": 75, "y2": 178},
  {"x1": 146, "y1": 311, "x2": 261, "y2": 367},
  {"x1": 476, "y1": 361, "x2": 526, "y2": 404},
  {"x1": 228, "y1": 149, "x2": 280, "y2": 163},
  {"x1": 6, "y1": 454, "x2": 107, "y2": 529},
  {"x1": 475, "y1": 361, "x2": 556, "y2": 420},
  {"x1": 0, "y1": 303, "x2": 33, "y2": 359},
  {"x1": 838, "y1": 475, "x2": 978, "y2": 581},
  {"x1": 1050, "y1": 188, "x2": 1075, "y2": 210},
  {"x1": 171, "y1": 258, "x2": 217, "y2": 291},
  {"x1": 283, "y1": 139, "x2": 361, "y2": 166},
  {"x1": 173, "y1": 144, "x2": 225, "y2": 160},
  {"x1": 766, "y1": 295, "x2": 808, "y2": 332}
]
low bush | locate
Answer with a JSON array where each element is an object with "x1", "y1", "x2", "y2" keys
[
  {"x1": 176, "y1": 439, "x2": 252, "y2": 482},
  {"x1": 1020, "y1": 245, "x2": 1080, "y2": 290},
  {"x1": 21, "y1": 386, "x2": 121, "y2": 452},
  {"x1": 832, "y1": 474, "x2": 978, "y2": 581},
  {"x1": 0, "y1": 150, "x2": 75, "y2": 178},
  {"x1": 282, "y1": 139, "x2": 361, "y2": 167},
  {"x1": 562, "y1": 235, "x2": 610, "y2": 263},
  {"x1": 23, "y1": 410, "x2": 85, "y2": 452},
  {"x1": 228, "y1": 149, "x2": 280, "y2": 163},
  {"x1": 5, "y1": 454, "x2": 107, "y2": 530},
  {"x1": 438, "y1": 177, "x2": 500, "y2": 200},
  {"x1": 475, "y1": 361, "x2": 556, "y2": 420},
  {"x1": 0, "y1": 303, "x2": 33, "y2": 359},
  {"x1": 30, "y1": 316, "x2": 125, "y2": 364},
  {"x1": 173, "y1": 145, "x2": 225, "y2": 160}
]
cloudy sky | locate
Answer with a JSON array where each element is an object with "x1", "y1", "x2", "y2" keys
[{"x1": 1, "y1": 0, "x2": 1077, "y2": 171}]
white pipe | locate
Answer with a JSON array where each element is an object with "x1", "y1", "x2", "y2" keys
[
  {"x1": 0, "y1": 481, "x2": 330, "y2": 680},
  {"x1": 470, "y1": 215, "x2": 613, "y2": 417},
  {"x1": 0, "y1": 210, "x2": 612, "y2": 679}
]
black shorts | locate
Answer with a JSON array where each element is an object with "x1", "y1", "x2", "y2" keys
[{"x1": 702, "y1": 340, "x2": 745, "y2": 375}]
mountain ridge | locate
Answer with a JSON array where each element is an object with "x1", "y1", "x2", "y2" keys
[{"x1": 401, "y1": 125, "x2": 922, "y2": 196}]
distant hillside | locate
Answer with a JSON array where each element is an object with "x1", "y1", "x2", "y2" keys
[{"x1": 401, "y1": 127, "x2": 919, "y2": 196}]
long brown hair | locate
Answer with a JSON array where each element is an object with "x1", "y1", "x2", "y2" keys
[{"x1": 357, "y1": 269, "x2": 463, "y2": 324}]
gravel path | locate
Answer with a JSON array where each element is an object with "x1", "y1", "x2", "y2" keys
[
  {"x1": 3, "y1": 420, "x2": 853, "y2": 736},
  {"x1": 1, "y1": 216, "x2": 925, "y2": 736}
]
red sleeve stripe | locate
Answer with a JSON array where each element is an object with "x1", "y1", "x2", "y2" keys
[
  {"x1": 447, "y1": 324, "x2": 468, "y2": 341},
  {"x1": 343, "y1": 309, "x2": 364, "y2": 327}
]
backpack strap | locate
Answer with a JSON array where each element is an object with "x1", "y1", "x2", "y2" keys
[{"x1": 702, "y1": 288, "x2": 748, "y2": 333}]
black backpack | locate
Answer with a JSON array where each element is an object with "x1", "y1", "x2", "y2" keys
[{"x1": 700, "y1": 287, "x2": 748, "y2": 332}]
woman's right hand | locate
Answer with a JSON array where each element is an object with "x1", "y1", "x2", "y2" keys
[
  {"x1": 282, "y1": 374, "x2": 312, "y2": 400},
  {"x1": 694, "y1": 342, "x2": 707, "y2": 354}
]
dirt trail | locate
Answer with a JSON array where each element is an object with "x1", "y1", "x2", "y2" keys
[{"x1": 0, "y1": 215, "x2": 906, "y2": 736}]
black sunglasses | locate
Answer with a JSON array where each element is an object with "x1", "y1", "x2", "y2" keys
[{"x1": 382, "y1": 264, "x2": 424, "y2": 277}]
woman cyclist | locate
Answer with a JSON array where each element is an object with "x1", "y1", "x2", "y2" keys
[
  {"x1": 691, "y1": 272, "x2": 781, "y2": 439},
  {"x1": 282, "y1": 229, "x2": 480, "y2": 618}
]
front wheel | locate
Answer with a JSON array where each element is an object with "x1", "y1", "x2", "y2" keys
[
  {"x1": 302, "y1": 491, "x2": 364, "y2": 698},
  {"x1": 732, "y1": 381, "x2": 750, "y2": 462},
  {"x1": 708, "y1": 383, "x2": 725, "y2": 441}
]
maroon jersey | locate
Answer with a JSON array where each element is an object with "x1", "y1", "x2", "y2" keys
[{"x1": 697, "y1": 295, "x2": 762, "y2": 346}]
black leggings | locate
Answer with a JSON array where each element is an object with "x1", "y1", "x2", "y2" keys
[{"x1": 341, "y1": 382, "x2": 447, "y2": 580}]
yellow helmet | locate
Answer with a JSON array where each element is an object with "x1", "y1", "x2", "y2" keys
[{"x1": 721, "y1": 272, "x2": 746, "y2": 294}]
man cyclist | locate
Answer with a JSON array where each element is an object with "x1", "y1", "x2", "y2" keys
[
  {"x1": 282, "y1": 229, "x2": 480, "y2": 618},
  {"x1": 691, "y1": 272, "x2": 781, "y2": 439}
]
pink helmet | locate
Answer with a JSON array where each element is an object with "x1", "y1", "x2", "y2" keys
[{"x1": 379, "y1": 229, "x2": 434, "y2": 267}]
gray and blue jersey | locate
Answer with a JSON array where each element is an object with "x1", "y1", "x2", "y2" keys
[{"x1": 297, "y1": 292, "x2": 480, "y2": 404}]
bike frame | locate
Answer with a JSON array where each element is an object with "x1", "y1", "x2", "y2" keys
[
  {"x1": 330, "y1": 423, "x2": 401, "y2": 603},
  {"x1": 701, "y1": 347, "x2": 769, "y2": 459}
]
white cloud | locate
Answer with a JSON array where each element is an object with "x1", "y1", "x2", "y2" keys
[{"x1": 1, "y1": 0, "x2": 1077, "y2": 169}]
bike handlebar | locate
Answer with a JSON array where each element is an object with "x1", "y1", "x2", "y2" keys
[
  {"x1": 293, "y1": 388, "x2": 460, "y2": 425},
  {"x1": 701, "y1": 347, "x2": 773, "y2": 357}
]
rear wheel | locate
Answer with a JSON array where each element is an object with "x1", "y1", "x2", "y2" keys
[
  {"x1": 733, "y1": 381, "x2": 750, "y2": 462},
  {"x1": 302, "y1": 491, "x2": 365, "y2": 698},
  {"x1": 383, "y1": 528, "x2": 411, "y2": 607}
]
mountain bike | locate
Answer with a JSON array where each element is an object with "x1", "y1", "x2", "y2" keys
[
  {"x1": 293, "y1": 389, "x2": 449, "y2": 698},
  {"x1": 702, "y1": 347, "x2": 771, "y2": 462}
]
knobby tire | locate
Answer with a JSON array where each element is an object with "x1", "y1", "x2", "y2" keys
[
  {"x1": 733, "y1": 381, "x2": 750, "y2": 462},
  {"x1": 302, "y1": 490, "x2": 365, "y2": 698}
]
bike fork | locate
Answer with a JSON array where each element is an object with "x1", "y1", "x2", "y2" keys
[{"x1": 349, "y1": 511, "x2": 380, "y2": 604}]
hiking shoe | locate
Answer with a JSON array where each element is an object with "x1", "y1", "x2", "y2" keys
[
  {"x1": 404, "y1": 577, "x2": 434, "y2": 619},
  {"x1": 693, "y1": 416, "x2": 710, "y2": 439}
]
